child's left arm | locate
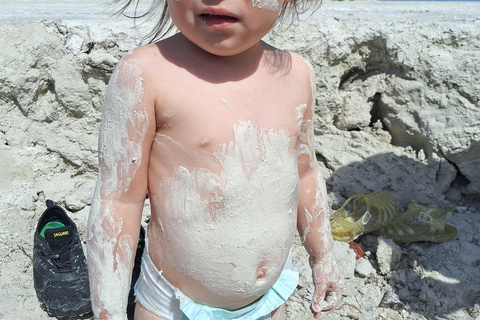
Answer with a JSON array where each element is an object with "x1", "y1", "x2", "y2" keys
[
  {"x1": 297, "y1": 165, "x2": 343, "y2": 318},
  {"x1": 296, "y1": 59, "x2": 343, "y2": 319}
]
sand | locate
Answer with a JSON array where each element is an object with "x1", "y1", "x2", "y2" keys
[{"x1": 0, "y1": 1, "x2": 479, "y2": 319}]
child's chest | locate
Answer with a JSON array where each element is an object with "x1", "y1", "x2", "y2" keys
[{"x1": 155, "y1": 78, "x2": 307, "y2": 150}]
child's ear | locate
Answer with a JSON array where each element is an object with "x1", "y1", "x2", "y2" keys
[{"x1": 283, "y1": 0, "x2": 294, "y2": 3}]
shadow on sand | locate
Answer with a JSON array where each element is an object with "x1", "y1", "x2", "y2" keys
[{"x1": 325, "y1": 151, "x2": 480, "y2": 319}]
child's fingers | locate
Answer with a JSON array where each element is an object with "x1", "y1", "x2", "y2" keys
[
  {"x1": 310, "y1": 285, "x2": 325, "y2": 314},
  {"x1": 311, "y1": 284, "x2": 343, "y2": 318},
  {"x1": 321, "y1": 296, "x2": 335, "y2": 311},
  {"x1": 323, "y1": 289, "x2": 342, "y2": 311},
  {"x1": 310, "y1": 258, "x2": 344, "y2": 317}
]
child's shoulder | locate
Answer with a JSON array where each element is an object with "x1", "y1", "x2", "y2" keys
[
  {"x1": 289, "y1": 52, "x2": 314, "y2": 79},
  {"x1": 118, "y1": 44, "x2": 162, "y2": 69},
  {"x1": 112, "y1": 43, "x2": 168, "y2": 89},
  {"x1": 273, "y1": 49, "x2": 315, "y2": 90}
]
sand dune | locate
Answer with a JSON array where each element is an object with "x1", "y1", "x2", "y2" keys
[{"x1": 1, "y1": 1, "x2": 479, "y2": 319}]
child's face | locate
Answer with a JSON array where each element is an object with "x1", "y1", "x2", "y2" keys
[{"x1": 167, "y1": 0, "x2": 291, "y2": 57}]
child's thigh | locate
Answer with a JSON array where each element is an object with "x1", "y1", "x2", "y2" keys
[
  {"x1": 134, "y1": 302, "x2": 171, "y2": 320},
  {"x1": 271, "y1": 303, "x2": 286, "y2": 320}
]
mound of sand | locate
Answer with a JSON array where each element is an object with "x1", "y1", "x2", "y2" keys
[{"x1": 0, "y1": 1, "x2": 479, "y2": 319}]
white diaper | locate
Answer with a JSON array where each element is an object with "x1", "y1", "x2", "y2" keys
[
  {"x1": 135, "y1": 238, "x2": 298, "y2": 320},
  {"x1": 134, "y1": 243, "x2": 185, "y2": 320}
]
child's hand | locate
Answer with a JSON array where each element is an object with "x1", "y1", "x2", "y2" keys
[{"x1": 309, "y1": 255, "x2": 343, "y2": 318}]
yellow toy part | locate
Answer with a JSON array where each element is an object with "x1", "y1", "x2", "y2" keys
[{"x1": 330, "y1": 192, "x2": 397, "y2": 242}]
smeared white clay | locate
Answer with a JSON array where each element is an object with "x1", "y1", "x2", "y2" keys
[
  {"x1": 299, "y1": 172, "x2": 332, "y2": 257},
  {"x1": 88, "y1": 204, "x2": 134, "y2": 318},
  {"x1": 301, "y1": 208, "x2": 314, "y2": 255},
  {"x1": 302, "y1": 172, "x2": 340, "y2": 312},
  {"x1": 250, "y1": 0, "x2": 280, "y2": 11},
  {"x1": 88, "y1": 57, "x2": 148, "y2": 318},
  {"x1": 155, "y1": 133, "x2": 189, "y2": 152},
  {"x1": 293, "y1": 56, "x2": 342, "y2": 311},
  {"x1": 298, "y1": 160, "x2": 340, "y2": 312},
  {"x1": 309, "y1": 174, "x2": 333, "y2": 255},
  {"x1": 220, "y1": 97, "x2": 232, "y2": 110},
  {"x1": 156, "y1": 121, "x2": 299, "y2": 300},
  {"x1": 296, "y1": 103, "x2": 311, "y2": 164},
  {"x1": 97, "y1": 58, "x2": 148, "y2": 194}
]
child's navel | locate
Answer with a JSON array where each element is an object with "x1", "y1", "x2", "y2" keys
[{"x1": 256, "y1": 267, "x2": 267, "y2": 281}]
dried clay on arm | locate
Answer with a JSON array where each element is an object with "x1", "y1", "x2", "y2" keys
[
  {"x1": 296, "y1": 59, "x2": 343, "y2": 316},
  {"x1": 87, "y1": 57, "x2": 151, "y2": 319}
]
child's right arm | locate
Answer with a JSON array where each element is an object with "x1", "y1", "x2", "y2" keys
[{"x1": 87, "y1": 52, "x2": 157, "y2": 319}]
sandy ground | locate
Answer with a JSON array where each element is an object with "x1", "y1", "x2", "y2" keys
[{"x1": 1, "y1": 1, "x2": 480, "y2": 320}]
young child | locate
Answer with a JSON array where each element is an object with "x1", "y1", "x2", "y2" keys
[{"x1": 87, "y1": 0, "x2": 343, "y2": 319}]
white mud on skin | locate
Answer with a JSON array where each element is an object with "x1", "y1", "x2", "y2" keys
[
  {"x1": 250, "y1": 0, "x2": 280, "y2": 11},
  {"x1": 294, "y1": 56, "x2": 343, "y2": 314},
  {"x1": 87, "y1": 57, "x2": 148, "y2": 318},
  {"x1": 96, "y1": 58, "x2": 147, "y2": 195},
  {"x1": 155, "y1": 121, "x2": 300, "y2": 299}
]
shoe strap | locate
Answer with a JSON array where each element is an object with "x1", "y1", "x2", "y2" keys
[{"x1": 43, "y1": 226, "x2": 77, "y2": 271}]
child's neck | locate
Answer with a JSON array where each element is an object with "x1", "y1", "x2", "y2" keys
[{"x1": 176, "y1": 33, "x2": 266, "y2": 80}]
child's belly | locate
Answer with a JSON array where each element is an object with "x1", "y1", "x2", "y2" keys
[
  {"x1": 147, "y1": 121, "x2": 300, "y2": 309},
  {"x1": 150, "y1": 201, "x2": 298, "y2": 309}
]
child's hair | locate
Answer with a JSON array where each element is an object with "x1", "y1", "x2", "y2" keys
[{"x1": 113, "y1": 0, "x2": 323, "y2": 43}]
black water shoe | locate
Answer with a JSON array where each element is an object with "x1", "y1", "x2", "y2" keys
[{"x1": 33, "y1": 199, "x2": 92, "y2": 319}]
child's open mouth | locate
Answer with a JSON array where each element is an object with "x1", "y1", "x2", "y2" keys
[{"x1": 200, "y1": 14, "x2": 239, "y2": 27}]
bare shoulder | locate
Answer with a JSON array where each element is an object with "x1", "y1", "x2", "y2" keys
[
  {"x1": 289, "y1": 52, "x2": 315, "y2": 85},
  {"x1": 264, "y1": 46, "x2": 314, "y2": 92},
  {"x1": 279, "y1": 51, "x2": 315, "y2": 106},
  {"x1": 117, "y1": 44, "x2": 164, "y2": 80},
  {"x1": 110, "y1": 43, "x2": 171, "y2": 111}
]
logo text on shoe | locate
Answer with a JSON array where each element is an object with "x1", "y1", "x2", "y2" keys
[{"x1": 54, "y1": 231, "x2": 69, "y2": 237}]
